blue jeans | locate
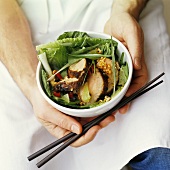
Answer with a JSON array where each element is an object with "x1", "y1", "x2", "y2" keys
[{"x1": 128, "y1": 147, "x2": 170, "y2": 170}]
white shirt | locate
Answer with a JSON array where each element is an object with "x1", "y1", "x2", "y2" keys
[{"x1": 1, "y1": 0, "x2": 170, "y2": 169}]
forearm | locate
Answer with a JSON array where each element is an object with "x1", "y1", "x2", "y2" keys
[
  {"x1": 0, "y1": 0, "x2": 38, "y2": 102},
  {"x1": 112, "y1": 0, "x2": 149, "y2": 20}
]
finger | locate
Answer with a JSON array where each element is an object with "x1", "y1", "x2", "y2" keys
[
  {"x1": 44, "y1": 115, "x2": 114, "y2": 147},
  {"x1": 39, "y1": 106, "x2": 82, "y2": 134},
  {"x1": 119, "y1": 103, "x2": 130, "y2": 114},
  {"x1": 70, "y1": 115, "x2": 115, "y2": 147},
  {"x1": 98, "y1": 115, "x2": 115, "y2": 128},
  {"x1": 71, "y1": 125, "x2": 101, "y2": 147},
  {"x1": 119, "y1": 73, "x2": 147, "y2": 114},
  {"x1": 41, "y1": 120, "x2": 69, "y2": 139},
  {"x1": 51, "y1": 115, "x2": 115, "y2": 147},
  {"x1": 126, "y1": 68, "x2": 148, "y2": 97},
  {"x1": 119, "y1": 61, "x2": 148, "y2": 114},
  {"x1": 123, "y1": 20, "x2": 144, "y2": 70}
]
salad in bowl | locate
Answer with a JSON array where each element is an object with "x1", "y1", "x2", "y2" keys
[{"x1": 36, "y1": 31, "x2": 133, "y2": 117}]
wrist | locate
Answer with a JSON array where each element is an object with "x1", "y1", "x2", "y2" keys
[
  {"x1": 21, "y1": 73, "x2": 38, "y2": 102},
  {"x1": 112, "y1": 0, "x2": 148, "y2": 20},
  {"x1": 13, "y1": 49, "x2": 39, "y2": 103}
]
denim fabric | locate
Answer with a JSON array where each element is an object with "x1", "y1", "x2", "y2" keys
[{"x1": 129, "y1": 147, "x2": 170, "y2": 170}]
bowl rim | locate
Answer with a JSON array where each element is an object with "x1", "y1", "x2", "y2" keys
[{"x1": 36, "y1": 31, "x2": 133, "y2": 114}]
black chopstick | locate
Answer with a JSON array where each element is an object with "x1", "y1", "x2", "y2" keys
[
  {"x1": 27, "y1": 115, "x2": 95, "y2": 161},
  {"x1": 28, "y1": 72, "x2": 165, "y2": 168}
]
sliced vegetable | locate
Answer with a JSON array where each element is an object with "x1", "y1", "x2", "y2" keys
[
  {"x1": 38, "y1": 52, "x2": 52, "y2": 76},
  {"x1": 69, "y1": 53, "x2": 111, "y2": 60},
  {"x1": 71, "y1": 43, "x2": 100, "y2": 55},
  {"x1": 61, "y1": 94, "x2": 70, "y2": 103},
  {"x1": 41, "y1": 69, "x2": 52, "y2": 97},
  {"x1": 53, "y1": 91, "x2": 61, "y2": 97},
  {"x1": 111, "y1": 44, "x2": 116, "y2": 94},
  {"x1": 79, "y1": 82, "x2": 91, "y2": 103}
]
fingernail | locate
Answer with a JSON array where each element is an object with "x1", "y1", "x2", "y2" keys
[
  {"x1": 134, "y1": 57, "x2": 141, "y2": 69},
  {"x1": 71, "y1": 124, "x2": 80, "y2": 134}
]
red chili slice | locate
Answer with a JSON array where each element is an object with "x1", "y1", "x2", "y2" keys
[
  {"x1": 55, "y1": 72, "x2": 63, "y2": 80},
  {"x1": 53, "y1": 70, "x2": 63, "y2": 80},
  {"x1": 53, "y1": 91, "x2": 61, "y2": 97}
]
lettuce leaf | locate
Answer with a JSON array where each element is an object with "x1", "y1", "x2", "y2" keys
[
  {"x1": 57, "y1": 31, "x2": 90, "y2": 40},
  {"x1": 41, "y1": 69, "x2": 52, "y2": 97},
  {"x1": 44, "y1": 46, "x2": 68, "y2": 70},
  {"x1": 118, "y1": 63, "x2": 129, "y2": 86}
]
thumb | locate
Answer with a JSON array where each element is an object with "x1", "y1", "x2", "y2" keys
[
  {"x1": 38, "y1": 108, "x2": 82, "y2": 134},
  {"x1": 123, "y1": 22, "x2": 144, "y2": 70}
]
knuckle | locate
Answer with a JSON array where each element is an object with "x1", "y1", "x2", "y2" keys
[
  {"x1": 55, "y1": 130, "x2": 66, "y2": 139},
  {"x1": 132, "y1": 24, "x2": 144, "y2": 40},
  {"x1": 51, "y1": 126, "x2": 69, "y2": 139},
  {"x1": 57, "y1": 117, "x2": 66, "y2": 128}
]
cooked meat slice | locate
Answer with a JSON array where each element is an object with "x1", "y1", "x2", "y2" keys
[
  {"x1": 54, "y1": 77, "x2": 82, "y2": 92},
  {"x1": 68, "y1": 58, "x2": 87, "y2": 79},
  {"x1": 96, "y1": 58, "x2": 119, "y2": 93},
  {"x1": 87, "y1": 68, "x2": 108, "y2": 103},
  {"x1": 54, "y1": 59, "x2": 88, "y2": 93}
]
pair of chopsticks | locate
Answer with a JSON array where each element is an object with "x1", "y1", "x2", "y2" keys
[{"x1": 28, "y1": 72, "x2": 165, "y2": 168}]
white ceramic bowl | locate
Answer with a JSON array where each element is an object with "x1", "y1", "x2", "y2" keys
[{"x1": 36, "y1": 31, "x2": 133, "y2": 117}]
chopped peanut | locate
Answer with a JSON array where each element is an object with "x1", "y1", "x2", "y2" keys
[{"x1": 97, "y1": 57, "x2": 112, "y2": 75}]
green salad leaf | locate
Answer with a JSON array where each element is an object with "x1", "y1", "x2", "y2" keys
[
  {"x1": 43, "y1": 46, "x2": 68, "y2": 70},
  {"x1": 41, "y1": 69, "x2": 52, "y2": 97},
  {"x1": 118, "y1": 63, "x2": 129, "y2": 86},
  {"x1": 57, "y1": 31, "x2": 90, "y2": 40}
]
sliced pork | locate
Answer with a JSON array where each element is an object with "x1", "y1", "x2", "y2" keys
[
  {"x1": 87, "y1": 68, "x2": 108, "y2": 103},
  {"x1": 68, "y1": 58, "x2": 87, "y2": 79},
  {"x1": 54, "y1": 77, "x2": 81, "y2": 92},
  {"x1": 97, "y1": 57, "x2": 119, "y2": 93},
  {"x1": 54, "y1": 58, "x2": 88, "y2": 93}
]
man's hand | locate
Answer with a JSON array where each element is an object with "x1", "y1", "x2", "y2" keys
[
  {"x1": 104, "y1": 1, "x2": 148, "y2": 113},
  {"x1": 31, "y1": 87, "x2": 115, "y2": 147},
  {"x1": 0, "y1": 0, "x2": 115, "y2": 148}
]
